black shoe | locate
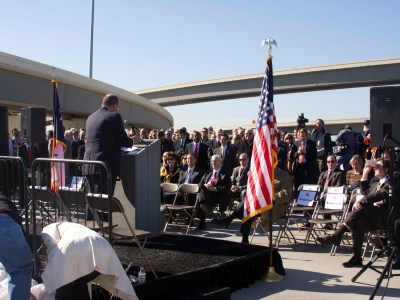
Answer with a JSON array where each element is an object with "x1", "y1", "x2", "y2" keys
[
  {"x1": 241, "y1": 236, "x2": 249, "y2": 244},
  {"x1": 316, "y1": 234, "x2": 341, "y2": 246},
  {"x1": 198, "y1": 222, "x2": 206, "y2": 230},
  {"x1": 211, "y1": 218, "x2": 230, "y2": 229},
  {"x1": 342, "y1": 256, "x2": 362, "y2": 268}
]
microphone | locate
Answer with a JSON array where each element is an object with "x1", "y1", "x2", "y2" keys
[
  {"x1": 124, "y1": 120, "x2": 139, "y2": 131},
  {"x1": 123, "y1": 120, "x2": 149, "y2": 145}
]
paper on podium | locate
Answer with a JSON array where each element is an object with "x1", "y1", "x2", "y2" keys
[{"x1": 121, "y1": 146, "x2": 138, "y2": 152}]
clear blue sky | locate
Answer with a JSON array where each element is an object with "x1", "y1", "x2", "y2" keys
[{"x1": 1, "y1": 1, "x2": 399, "y2": 131}]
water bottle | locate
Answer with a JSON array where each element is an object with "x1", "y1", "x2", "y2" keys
[{"x1": 138, "y1": 267, "x2": 146, "y2": 284}]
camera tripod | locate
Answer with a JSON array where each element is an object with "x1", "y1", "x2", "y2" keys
[{"x1": 351, "y1": 236, "x2": 399, "y2": 299}]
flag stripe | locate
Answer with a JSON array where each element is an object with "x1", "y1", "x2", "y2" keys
[
  {"x1": 243, "y1": 56, "x2": 277, "y2": 223},
  {"x1": 50, "y1": 80, "x2": 66, "y2": 191}
]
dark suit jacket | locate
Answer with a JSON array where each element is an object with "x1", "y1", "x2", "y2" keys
[
  {"x1": 231, "y1": 165, "x2": 249, "y2": 191},
  {"x1": 174, "y1": 138, "x2": 193, "y2": 152},
  {"x1": 199, "y1": 168, "x2": 232, "y2": 195},
  {"x1": 361, "y1": 179, "x2": 389, "y2": 205},
  {"x1": 72, "y1": 139, "x2": 85, "y2": 159},
  {"x1": 83, "y1": 107, "x2": 133, "y2": 177},
  {"x1": 185, "y1": 142, "x2": 210, "y2": 171},
  {"x1": 213, "y1": 145, "x2": 237, "y2": 176},
  {"x1": 317, "y1": 169, "x2": 346, "y2": 191},
  {"x1": 236, "y1": 139, "x2": 253, "y2": 162},
  {"x1": 160, "y1": 139, "x2": 174, "y2": 159},
  {"x1": 178, "y1": 166, "x2": 204, "y2": 185}
]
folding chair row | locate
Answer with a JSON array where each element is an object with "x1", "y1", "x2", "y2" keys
[
  {"x1": 275, "y1": 184, "x2": 321, "y2": 247},
  {"x1": 303, "y1": 186, "x2": 350, "y2": 251}
]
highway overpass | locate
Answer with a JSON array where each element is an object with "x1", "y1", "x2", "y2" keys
[
  {"x1": 0, "y1": 51, "x2": 173, "y2": 130},
  {"x1": 135, "y1": 58, "x2": 400, "y2": 107}
]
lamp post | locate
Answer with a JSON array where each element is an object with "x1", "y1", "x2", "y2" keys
[{"x1": 89, "y1": 0, "x2": 95, "y2": 78}]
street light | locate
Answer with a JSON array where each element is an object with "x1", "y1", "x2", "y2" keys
[{"x1": 89, "y1": 0, "x2": 95, "y2": 78}]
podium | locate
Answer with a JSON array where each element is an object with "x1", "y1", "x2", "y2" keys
[{"x1": 114, "y1": 139, "x2": 161, "y2": 237}]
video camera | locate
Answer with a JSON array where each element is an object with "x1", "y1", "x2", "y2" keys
[{"x1": 297, "y1": 113, "x2": 309, "y2": 129}]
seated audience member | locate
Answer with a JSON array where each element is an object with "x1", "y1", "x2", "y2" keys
[
  {"x1": 178, "y1": 154, "x2": 204, "y2": 186},
  {"x1": 230, "y1": 153, "x2": 250, "y2": 200},
  {"x1": 317, "y1": 155, "x2": 346, "y2": 194},
  {"x1": 0, "y1": 193, "x2": 33, "y2": 300},
  {"x1": 316, "y1": 154, "x2": 346, "y2": 226},
  {"x1": 317, "y1": 158, "x2": 393, "y2": 268},
  {"x1": 161, "y1": 152, "x2": 180, "y2": 184},
  {"x1": 160, "y1": 151, "x2": 171, "y2": 178},
  {"x1": 196, "y1": 155, "x2": 232, "y2": 230},
  {"x1": 176, "y1": 154, "x2": 204, "y2": 217},
  {"x1": 346, "y1": 154, "x2": 364, "y2": 190},
  {"x1": 180, "y1": 154, "x2": 188, "y2": 171},
  {"x1": 212, "y1": 166, "x2": 293, "y2": 243},
  {"x1": 213, "y1": 134, "x2": 237, "y2": 177},
  {"x1": 185, "y1": 131, "x2": 210, "y2": 171}
]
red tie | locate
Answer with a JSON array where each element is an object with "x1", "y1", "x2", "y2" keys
[
  {"x1": 210, "y1": 171, "x2": 217, "y2": 186},
  {"x1": 324, "y1": 171, "x2": 331, "y2": 191},
  {"x1": 193, "y1": 143, "x2": 198, "y2": 157}
]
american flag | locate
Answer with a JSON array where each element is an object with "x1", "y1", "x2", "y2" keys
[
  {"x1": 50, "y1": 80, "x2": 66, "y2": 190},
  {"x1": 242, "y1": 55, "x2": 278, "y2": 222}
]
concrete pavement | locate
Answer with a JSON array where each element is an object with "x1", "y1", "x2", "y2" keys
[{"x1": 181, "y1": 219, "x2": 400, "y2": 300}]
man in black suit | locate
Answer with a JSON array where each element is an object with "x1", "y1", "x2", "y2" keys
[
  {"x1": 176, "y1": 154, "x2": 204, "y2": 216},
  {"x1": 213, "y1": 133, "x2": 237, "y2": 176},
  {"x1": 317, "y1": 155, "x2": 346, "y2": 193},
  {"x1": 294, "y1": 128, "x2": 318, "y2": 185},
  {"x1": 158, "y1": 131, "x2": 174, "y2": 161},
  {"x1": 174, "y1": 127, "x2": 192, "y2": 155},
  {"x1": 83, "y1": 94, "x2": 138, "y2": 194},
  {"x1": 236, "y1": 129, "x2": 254, "y2": 162},
  {"x1": 185, "y1": 131, "x2": 210, "y2": 171},
  {"x1": 317, "y1": 158, "x2": 392, "y2": 268},
  {"x1": 316, "y1": 154, "x2": 346, "y2": 226},
  {"x1": 196, "y1": 155, "x2": 232, "y2": 230},
  {"x1": 230, "y1": 153, "x2": 250, "y2": 200}
]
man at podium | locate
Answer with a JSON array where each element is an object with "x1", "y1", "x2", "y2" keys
[{"x1": 83, "y1": 94, "x2": 138, "y2": 194}]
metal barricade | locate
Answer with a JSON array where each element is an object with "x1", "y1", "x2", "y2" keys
[
  {"x1": 30, "y1": 158, "x2": 113, "y2": 278},
  {"x1": 0, "y1": 156, "x2": 29, "y2": 234}
]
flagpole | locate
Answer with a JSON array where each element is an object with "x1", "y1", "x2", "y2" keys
[{"x1": 259, "y1": 37, "x2": 284, "y2": 283}]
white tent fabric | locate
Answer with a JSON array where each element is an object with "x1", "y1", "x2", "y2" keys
[{"x1": 41, "y1": 222, "x2": 137, "y2": 300}]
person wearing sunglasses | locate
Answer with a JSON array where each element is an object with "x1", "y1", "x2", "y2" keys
[{"x1": 316, "y1": 155, "x2": 346, "y2": 228}]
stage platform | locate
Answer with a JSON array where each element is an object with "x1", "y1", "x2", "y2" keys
[{"x1": 113, "y1": 234, "x2": 284, "y2": 300}]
